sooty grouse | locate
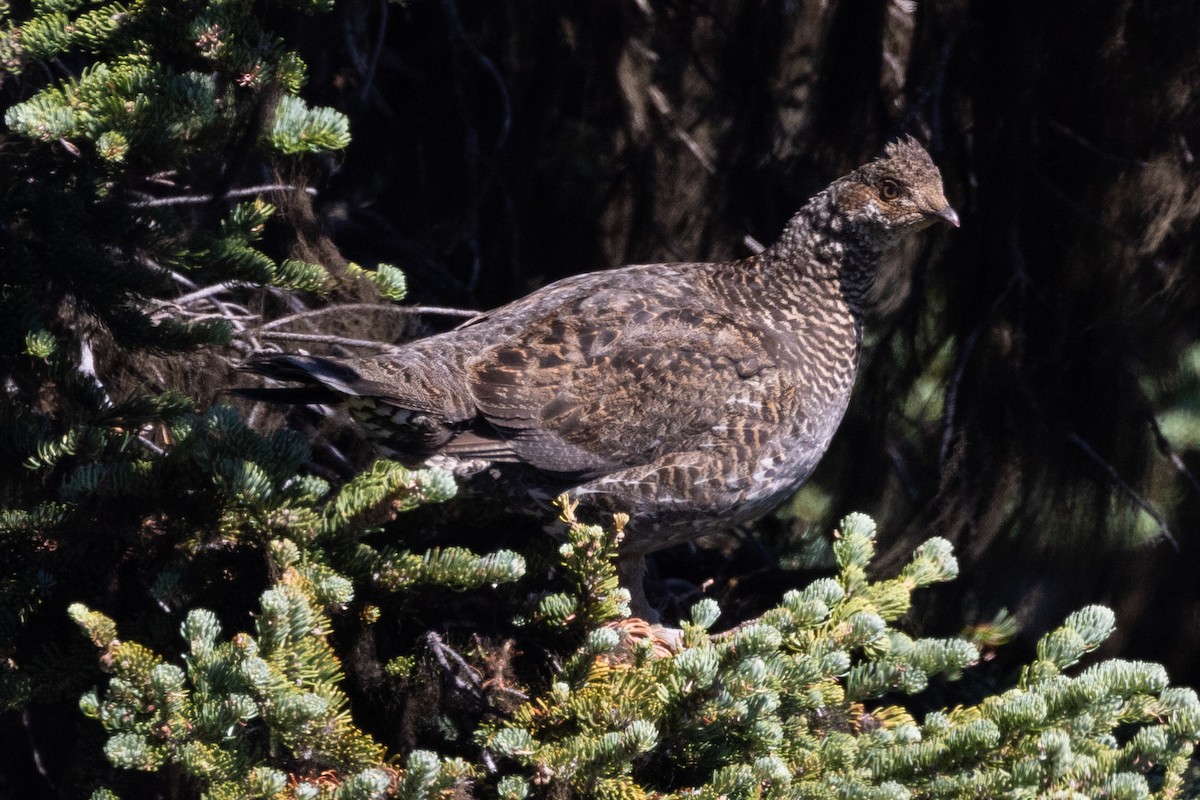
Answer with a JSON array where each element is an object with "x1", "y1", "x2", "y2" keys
[{"x1": 242, "y1": 137, "x2": 957, "y2": 615}]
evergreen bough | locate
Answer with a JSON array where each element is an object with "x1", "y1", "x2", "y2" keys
[
  {"x1": 0, "y1": 0, "x2": 408, "y2": 725},
  {"x1": 69, "y1": 504, "x2": 1200, "y2": 798},
  {"x1": 472, "y1": 510, "x2": 1200, "y2": 799}
]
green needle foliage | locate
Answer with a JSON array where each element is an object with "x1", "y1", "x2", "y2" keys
[
  {"x1": 1, "y1": 0, "x2": 347, "y2": 366},
  {"x1": 67, "y1": 500, "x2": 1198, "y2": 798},
  {"x1": 475, "y1": 511, "x2": 1200, "y2": 799},
  {"x1": 0, "y1": 0, "x2": 380, "y2": 715}
]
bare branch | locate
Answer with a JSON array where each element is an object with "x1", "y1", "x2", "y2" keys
[
  {"x1": 648, "y1": 86, "x2": 716, "y2": 175},
  {"x1": 940, "y1": 328, "x2": 979, "y2": 467},
  {"x1": 131, "y1": 185, "x2": 317, "y2": 209},
  {"x1": 424, "y1": 631, "x2": 484, "y2": 699},
  {"x1": 1147, "y1": 413, "x2": 1200, "y2": 499},
  {"x1": 1066, "y1": 431, "x2": 1177, "y2": 549},
  {"x1": 254, "y1": 330, "x2": 402, "y2": 351},
  {"x1": 259, "y1": 302, "x2": 480, "y2": 331},
  {"x1": 172, "y1": 282, "x2": 245, "y2": 306}
]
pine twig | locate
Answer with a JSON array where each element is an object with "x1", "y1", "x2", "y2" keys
[
  {"x1": 171, "y1": 282, "x2": 245, "y2": 306},
  {"x1": 255, "y1": 331, "x2": 402, "y2": 351},
  {"x1": 259, "y1": 302, "x2": 480, "y2": 331},
  {"x1": 130, "y1": 185, "x2": 317, "y2": 208}
]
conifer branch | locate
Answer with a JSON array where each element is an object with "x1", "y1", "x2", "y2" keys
[{"x1": 255, "y1": 330, "x2": 403, "y2": 350}]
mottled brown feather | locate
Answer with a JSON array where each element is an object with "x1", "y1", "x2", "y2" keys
[{"x1": 241, "y1": 138, "x2": 957, "y2": 565}]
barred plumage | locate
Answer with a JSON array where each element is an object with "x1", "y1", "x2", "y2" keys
[{"x1": 241, "y1": 137, "x2": 957, "y2": 616}]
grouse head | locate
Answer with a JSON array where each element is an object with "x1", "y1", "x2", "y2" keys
[{"x1": 832, "y1": 136, "x2": 959, "y2": 245}]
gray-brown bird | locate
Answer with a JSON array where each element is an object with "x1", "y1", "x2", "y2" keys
[{"x1": 242, "y1": 137, "x2": 957, "y2": 615}]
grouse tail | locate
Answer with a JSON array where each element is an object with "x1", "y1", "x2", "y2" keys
[{"x1": 235, "y1": 354, "x2": 369, "y2": 404}]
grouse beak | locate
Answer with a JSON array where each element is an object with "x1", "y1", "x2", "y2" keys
[{"x1": 930, "y1": 204, "x2": 960, "y2": 228}]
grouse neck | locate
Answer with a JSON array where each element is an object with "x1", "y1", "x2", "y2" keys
[{"x1": 764, "y1": 187, "x2": 884, "y2": 313}]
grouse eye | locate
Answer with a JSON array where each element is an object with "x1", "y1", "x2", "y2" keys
[{"x1": 880, "y1": 180, "x2": 900, "y2": 200}]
